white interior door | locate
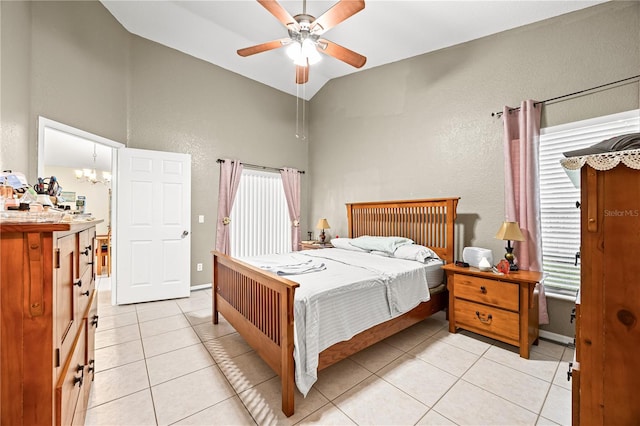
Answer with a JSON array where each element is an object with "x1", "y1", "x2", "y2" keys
[{"x1": 115, "y1": 147, "x2": 191, "y2": 304}]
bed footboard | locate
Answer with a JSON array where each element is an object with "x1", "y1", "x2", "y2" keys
[{"x1": 212, "y1": 251, "x2": 299, "y2": 416}]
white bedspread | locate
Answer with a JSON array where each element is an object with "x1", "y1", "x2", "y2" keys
[{"x1": 241, "y1": 249, "x2": 442, "y2": 396}]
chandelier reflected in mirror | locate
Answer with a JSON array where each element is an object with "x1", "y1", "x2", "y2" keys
[{"x1": 74, "y1": 143, "x2": 111, "y2": 185}]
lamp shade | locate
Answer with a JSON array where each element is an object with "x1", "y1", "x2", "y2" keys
[
  {"x1": 316, "y1": 218, "x2": 330, "y2": 230},
  {"x1": 494, "y1": 221, "x2": 525, "y2": 241}
]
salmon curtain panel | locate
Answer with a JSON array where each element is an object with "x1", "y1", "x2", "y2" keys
[
  {"x1": 502, "y1": 99, "x2": 548, "y2": 324},
  {"x1": 215, "y1": 159, "x2": 243, "y2": 254},
  {"x1": 280, "y1": 167, "x2": 301, "y2": 251}
]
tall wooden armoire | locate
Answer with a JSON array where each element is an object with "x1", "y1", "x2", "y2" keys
[{"x1": 566, "y1": 151, "x2": 640, "y2": 425}]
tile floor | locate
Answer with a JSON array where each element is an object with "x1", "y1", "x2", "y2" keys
[{"x1": 85, "y1": 276, "x2": 573, "y2": 426}]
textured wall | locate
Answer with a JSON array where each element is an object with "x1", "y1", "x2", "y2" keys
[
  {"x1": 308, "y1": 1, "x2": 640, "y2": 336},
  {"x1": 1, "y1": 0, "x2": 31, "y2": 174}
]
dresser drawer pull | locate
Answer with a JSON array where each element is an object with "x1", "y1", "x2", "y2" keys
[
  {"x1": 91, "y1": 314, "x2": 99, "y2": 328},
  {"x1": 480, "y1": 286, "x2": 487, "y2": 294},
  {"x1": 74, "y1": 279, "x2": 82, "y2": 287},
  {"x1": 475, "y1": 311, "x2": 493, "y2": 324},
  {"x1": 567, "y1": 362, "x2": 573, "y2": 381},
  {"x1": 81, "y1": 290, "x2": 90, "y2": 297}
]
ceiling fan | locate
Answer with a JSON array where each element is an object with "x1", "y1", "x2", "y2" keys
[{"x1": 237, "y1": 0, "x2": 367, "y2": 84}]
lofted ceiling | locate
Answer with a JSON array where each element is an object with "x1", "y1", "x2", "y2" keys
[{"x1": 100, "y1": 0, "x2": 606, "y2": 100}]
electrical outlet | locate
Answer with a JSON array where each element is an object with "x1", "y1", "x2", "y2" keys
[
  {"x1": 196, "y1": 263, "x2": 203, "y2": 272},
  {"x1": 198, "y1": 215, "x2": 204, "y2": 223}
]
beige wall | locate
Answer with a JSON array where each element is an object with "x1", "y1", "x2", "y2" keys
[
  {"x1": 1, "y1": 0, "x2": 31, "y2": 175},
  {"x1": 308, "y1": 1, "x2": 640, "y2": 336}
]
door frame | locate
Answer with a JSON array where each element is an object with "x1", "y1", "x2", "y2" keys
[{"x1": 37, "y1": 117, "x2": 125, "y2": 305}]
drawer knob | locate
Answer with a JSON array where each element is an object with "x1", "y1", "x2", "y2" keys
[
  {"x1": 91, "y1": 315, "x2": 99, "y2": 328},
  {"x1": 567, "y1": 362, "x2": 573, "y2": 381},
  {"x1": 88, "y1": 359, "x2": 95, "y2": 374},
  {"x1": 74, "y1": 279, "x2": 82, "y2": 288},
  {"x1": 81, "y1": 290, "x2": 90, "y2": 297},
  {"x1": 480, "y1": 286, "x2": 487, "y2": 294},
  {"x1": 475, "y1": 311, "x2": 493, "y2": 324}
]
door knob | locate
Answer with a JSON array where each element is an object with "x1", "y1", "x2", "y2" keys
[{"x1": 181, "y1": 230, "x2": 189, "y2": 238}]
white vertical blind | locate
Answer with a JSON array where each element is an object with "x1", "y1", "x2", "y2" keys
[
  {"x1": 539, "y1": 110, "x2": 640, "y2": 295},
  {"x1": 229, "y1": 169, "x2": 292, "y2": 258}
]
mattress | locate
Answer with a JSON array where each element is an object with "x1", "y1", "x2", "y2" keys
[{"x1": 242, "y1": 248, "x2": 444, "y2": 396}]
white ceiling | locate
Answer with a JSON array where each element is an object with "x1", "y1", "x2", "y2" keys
[
  {"x1": 44, "y1": 127, "x2": 113, "y2": 172},
  {"x1": 101, "y1": 0, "x2": 605, "y2": 100}
]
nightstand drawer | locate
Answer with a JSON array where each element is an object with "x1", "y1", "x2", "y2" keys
[
  {"x1": 454, "y1": 299, "x2": 519, "y2": 343},
  {"x1": 453, "y1": 274, "x2": 519, "y2": 311}
]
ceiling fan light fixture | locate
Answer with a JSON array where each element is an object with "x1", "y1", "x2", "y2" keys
[
  {"x1": 302, "y1": 39, "x2": 321, "y2": 65},
  {"x1": 286, "y1": 42, "x2": 302, "y2": 60}
]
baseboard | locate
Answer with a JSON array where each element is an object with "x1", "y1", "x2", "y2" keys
[
  {"x1": 539, "y1": 329, "x2": 574, "y2": 346},
  {"x1": 190, "y1": 283, "x2": 212, "y2": 292}
]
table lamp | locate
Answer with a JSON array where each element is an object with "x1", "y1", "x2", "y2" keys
[
  {"x1": 316, "y1": 218, "x2": 330, "y2": 243},
  {"x1": 494, "y1": 221, "x2": 525, "y2": 271}
]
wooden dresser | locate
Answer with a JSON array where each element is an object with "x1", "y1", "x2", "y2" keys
[
  {"x1": 571, "y1": 162, "x2": 640, "y2": 425},
  {"x1": 1, "y1": 221, "x2": 100, "y2": 425},
  {"x1": 443, "y1": 263, "x2": 542, "y2": 359}
]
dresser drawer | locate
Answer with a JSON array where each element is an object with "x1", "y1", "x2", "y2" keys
[
  {"x1": 454, "y1": 298, "x2": 519, "y2": 344},
  {"x1": 453, "y1": 274, "x2": 519, "y2": 311},
  {"x1": 77, "y1": 266, "x2": 95, "y2": 320},
  {"x1": 56, "y1": 320, "x2": 87, "y2": 426}
]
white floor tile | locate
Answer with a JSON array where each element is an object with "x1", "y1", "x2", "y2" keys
[
  {"x1": 463, "y1": 357, "x2": 551, "y2": 412},
  {"x1": 95, "y1": 324, "x2": 141, "y2": 349},
  {"x1": 88, "y1": 360, "x2": 149, "y2": 408},
  {"x1": 146, "y1": 343, "x2": 215, "y2": 386},
  {"x1": 173, "y1": 395, "x2": 256, "y2": 425},
  {"x1": 433, "y1": 380, "x2": 538, "y2": 425},
  {"x1": 297, "y1": 402, "x2": 357, "y2": 425},
  {"x1": 333, "y1": 375, "x2": 429, "y2": 425},
  {"x1": 238, "y1": 376, "x2": 329, "y2": 426},
  {"x1": 483, "y1": 345, "x2": 560, "y2": 382},
  {"x1": 348, "y1": 340, "x2": 404, "y2": 373},
  {"x1": 378, "y1": 354, "x2": 458, "y2": 408},
  {"x1": 85, "y1": 389, "x2": 156, "y2": 426},
  {"x1": 94, "y1": 339, "x2": 145, "y2": 372},
  {"x1": 540, "y1": 384, "x2": 572, "y2": 425},
  {"x1": 151, "y1": 365, "x2": 235, "y2": 426},
  {"x1": 216, "y1": 350, "x2": 277, "y2": 393},
  {"x1": 142, "y1": 327, "x2": 201, "y2": 358},
  {"x1": 314, "y1": 358, "x2": 372, "y2": 400},
  {"x1": 410, "y1": 337, "x2": 481, "y2": 377},
  {"x1": 138, "y1": 313, "x2": 191, "y2": 338}
]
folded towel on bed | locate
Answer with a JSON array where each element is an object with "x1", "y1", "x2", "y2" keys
[{"x1": 260, "y1": 260, "x2": 326, "y2": 276}]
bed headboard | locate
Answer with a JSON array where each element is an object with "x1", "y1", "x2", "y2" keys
[{"x1": 346, "y1": 198, "x2": 460, "y2": 265}]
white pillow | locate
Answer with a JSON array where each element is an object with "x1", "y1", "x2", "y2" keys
[
  {"x1": 330, "y1": 237, "x2": 370, "y2": 252},
  {"x1": 393, "y1": 244, "x2": 439, "y2": 263},
  {"x1": 350, "y1": 235, "x2": 414, "y2": 254}
]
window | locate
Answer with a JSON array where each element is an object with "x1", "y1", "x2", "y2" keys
[
  {"x1": 229, "y1": 169, "x2": 292, "y2": 258},
  {"x1": 539, "y1": 110, "x2": 640, "y2": 296}
]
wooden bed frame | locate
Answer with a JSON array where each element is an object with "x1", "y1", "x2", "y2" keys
[{"x1": 212, "y1": 197, "x2": 459, "y2": 416}]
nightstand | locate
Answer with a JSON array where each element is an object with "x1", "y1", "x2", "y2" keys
[
  {"x1": 300, "y1": 242, "x2": 333, "y2": 250},
  {"x1": 442, "y1": 263, "x2": 543, "y2": 359}
]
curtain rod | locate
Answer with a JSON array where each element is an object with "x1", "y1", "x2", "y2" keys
[
  {"x1": 491, "y1": 74, "x2": 640, "y2": 118},
  {"x1": 216, "y1": 158, "x2": 305, "y2": 174}
]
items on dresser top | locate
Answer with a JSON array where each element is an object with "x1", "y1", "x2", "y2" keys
[{"x1": 442, "y1": 263, "x2": 543, "y2": 359}]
